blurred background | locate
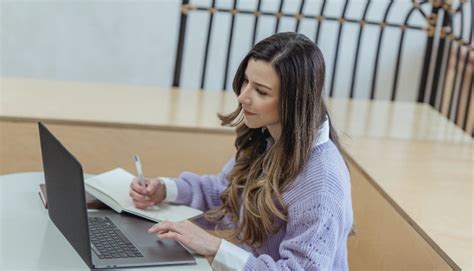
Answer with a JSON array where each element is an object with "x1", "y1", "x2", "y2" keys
[{"x1": 0, "y1": 2, "x2": 468, "y2": 91}]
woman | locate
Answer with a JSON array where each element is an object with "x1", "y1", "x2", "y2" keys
[{"x1": 129, "y1": 32, "x2": 353, "y2": 270}]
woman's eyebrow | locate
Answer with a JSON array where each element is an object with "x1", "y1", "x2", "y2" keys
[
  {"x1": 245, "y1": 72, "x2": 272, "y2": 91},
  {"x1": 254, "y1": 82, "x2": 272, "y2": 91}
]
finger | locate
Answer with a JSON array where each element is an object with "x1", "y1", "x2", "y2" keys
[
  {"x1": 148, "y1": 222, "x2": 162, "y2": 233},
  {"x1": 131, "y1": 180, "x2": 146, "y2": 195},
  {"x1": 160, "y1": 232, "x2": 192, "y2": 247},
  {"x1": 133, "y1": 200, "x2": 154, "y2": 209},
  {"x1": 148, "y1": 221, "x2": 182, "y2": 234},
  {"x1": 146, "y1": 180, "x2": 160, "y2": 194},
  {"x1": 148, "y1": 221, "x2": 169, "y2": 233},
  {"x1": 157, "y1": 231, "x2": 179, "y2": 240},
  {"x1": 130, "y1": 177, "x2": 140, "y2": 188},
  {"x1": 158, "y1": 231, "x2": 190, "y2": 245},
  {"x1": 129, "y1": 189, "x2": 148, "y2": 201},
  {"x1": 130, "y1": 177, "x2": 137, "y2": 187}
]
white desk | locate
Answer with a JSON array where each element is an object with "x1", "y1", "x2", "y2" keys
[{"x1": 0, "y1": 172, "x2": 211, "y2": 271}]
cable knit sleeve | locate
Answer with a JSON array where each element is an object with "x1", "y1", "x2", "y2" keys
[
  {"x1": 172, "y1": 158, "x2": 235, "y2": 212},
  {"x1": 242, "y1": 194, "x2": 345, "y2": 270}
]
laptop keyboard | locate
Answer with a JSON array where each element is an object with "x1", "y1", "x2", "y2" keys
[{"x1": 88, "y1": 216, "x2": 144, "y2": 259}]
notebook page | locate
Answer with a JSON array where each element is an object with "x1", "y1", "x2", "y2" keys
[
  {"x1": 84, "y1": 168, "x2": 135, "y2": 209},
  {"x1": 85, "y1": 168, "x2": 203, "y2": 222},
  {"x1": 126, "y1": 204, "x2": 203, "y2": 222}
]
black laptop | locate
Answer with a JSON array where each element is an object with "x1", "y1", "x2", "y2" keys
[{"x1": 38, "y1": 122, "x2": 196, "y2": 269}]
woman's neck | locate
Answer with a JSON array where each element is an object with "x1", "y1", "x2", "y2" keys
[{"x1": 266, "y1": 124, "x2": 282, "y2": 142}]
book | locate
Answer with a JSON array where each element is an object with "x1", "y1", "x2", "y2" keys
[
  {"x1": 84, "y1": 168, "x2": 203, "y2": 222},
  {"x1": 38, "y1": 183, "x2": 107, "y2": 209}
]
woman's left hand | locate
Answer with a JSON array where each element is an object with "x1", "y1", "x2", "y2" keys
[{"x1": 148, "y1": 220, "x2": 222, "y2": 257}]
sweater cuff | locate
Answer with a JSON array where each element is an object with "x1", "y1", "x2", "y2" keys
[
  {"x1": 211, "y1": 239, "x2": 250, "y2": 271},
  {"x1": 159, "y1": 177, "x2": 177, "y2": 203},
  {"x1": 173, "y1": 177, "x2": 194, "y2": 205}
]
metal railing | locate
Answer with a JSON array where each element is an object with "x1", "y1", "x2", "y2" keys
[{"x1": 172, "y1": 0, "x2": 473, "y2": 135}]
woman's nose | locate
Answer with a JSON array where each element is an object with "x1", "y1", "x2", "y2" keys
[{"x1": 238, "y1": 86, "x2": 251, "y2": 105}]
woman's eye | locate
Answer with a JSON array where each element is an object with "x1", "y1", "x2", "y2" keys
[{"x1": 256, "y1": 89, "x2": 267, "y2": 96}]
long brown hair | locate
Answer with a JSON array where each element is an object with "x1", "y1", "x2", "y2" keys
[{"x1": 205, "y1": 32, "x2": 344, "y2": 247}]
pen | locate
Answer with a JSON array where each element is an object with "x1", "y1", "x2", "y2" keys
[{"x1": 133, "y1": 154, "x2": 149, "y2": 199}]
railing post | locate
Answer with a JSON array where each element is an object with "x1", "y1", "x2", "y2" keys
[
  {"x1": 172, "y1": 0, "x2": 190, "y2": 87},
  {"x1": 417, "y1": 4, "x2": 439, "y2": 103},
  {"x1": 429, "y1": 4, "x2": 451, "y2": 107}
]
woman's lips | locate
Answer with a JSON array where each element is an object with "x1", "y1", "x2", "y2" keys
[{"x1": 243, "y1": 109, "x2": 256, "y2": 116}]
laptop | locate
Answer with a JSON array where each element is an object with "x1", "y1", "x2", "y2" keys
[{"x1": 38, "y1": 122, "x2": 196, "y2": 269}]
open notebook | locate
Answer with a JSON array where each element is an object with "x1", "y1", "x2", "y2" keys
[
  {"x1": 84, "y1": 168, "x2": 203, "y2": 222},
  {"x1": 39, "y1": 183, "x2": 106, "y2": 209}
]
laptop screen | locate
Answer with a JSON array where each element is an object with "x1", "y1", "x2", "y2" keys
[{"x1": 38, "y1": 122, "x2": 93, "y2": 268}]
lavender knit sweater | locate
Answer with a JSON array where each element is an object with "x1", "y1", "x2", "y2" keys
[{"x1": 173, "y1": 140, "x2": 353, "y2": 270}]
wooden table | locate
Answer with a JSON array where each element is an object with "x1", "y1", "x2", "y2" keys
[
  {"x1": 1, "y1": 77, "x2": 472, "y2": 270},
  {"x1": 346, "y1": 137, "x2": 472, "y2": 269}
]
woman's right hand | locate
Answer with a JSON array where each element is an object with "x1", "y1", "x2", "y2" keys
[{"x1": 129, "y1": 177, "x2": 166, "y2": 209}]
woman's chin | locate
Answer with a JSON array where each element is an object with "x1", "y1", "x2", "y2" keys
[{"x1": 243, "y1": 119, "x2": 261, "y2": 129}]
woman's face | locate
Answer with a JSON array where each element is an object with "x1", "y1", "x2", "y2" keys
[{"x1": 237, "y1": 58, "x2": 281, "y2": 139}]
